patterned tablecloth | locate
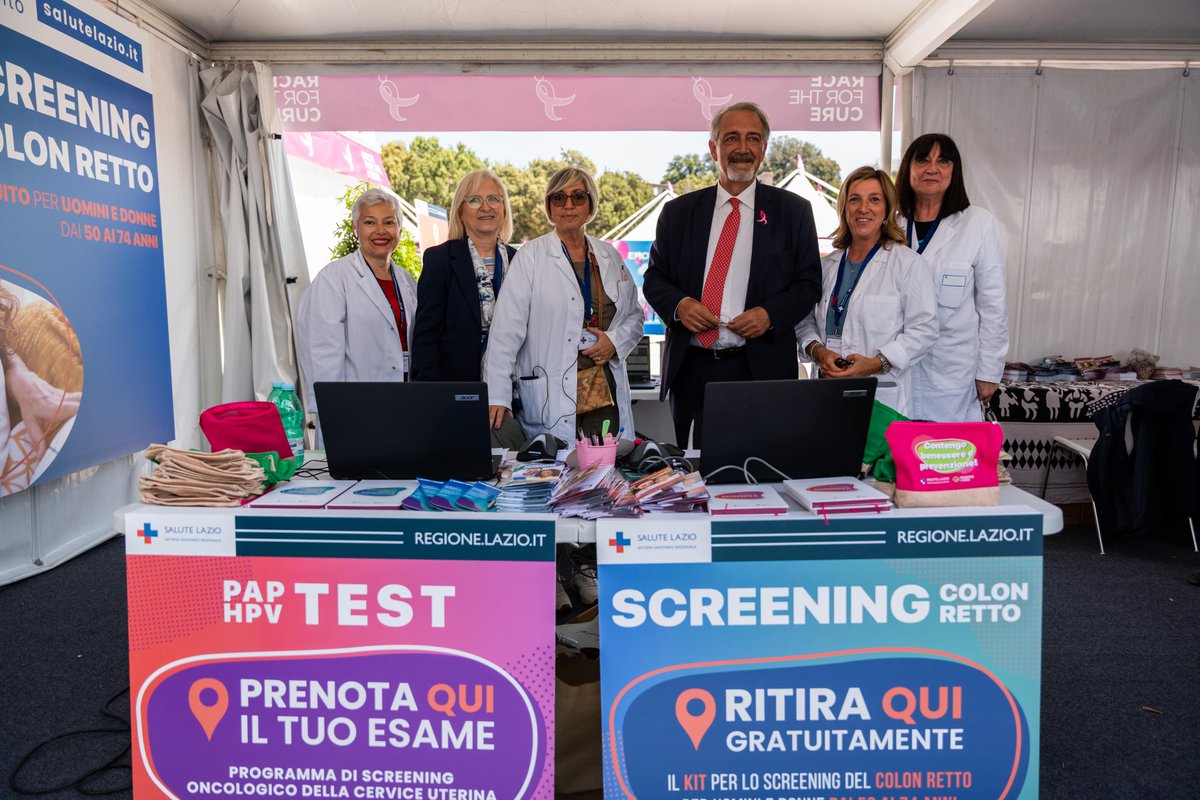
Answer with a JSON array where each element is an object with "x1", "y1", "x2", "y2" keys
[{"x1": 988, "y1": 380, "x2": 1200, "y2": 504}]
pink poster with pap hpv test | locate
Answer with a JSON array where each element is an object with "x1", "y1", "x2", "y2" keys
[{"x1": 126, "y1": 510, "x2": 556, "y2": 799}]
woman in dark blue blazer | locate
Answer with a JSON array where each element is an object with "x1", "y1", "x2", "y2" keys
[{"x1": 411, "y1": 169, "x2": 518, "y2": 383}]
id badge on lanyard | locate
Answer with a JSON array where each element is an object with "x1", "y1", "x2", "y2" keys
[{"x1": 389, "y1": 264, "x2": 411, "y2": 378}]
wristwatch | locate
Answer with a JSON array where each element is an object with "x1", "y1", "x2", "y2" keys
[{"x1": 875, "y1": 352, "x2": 892, "y2": 374}]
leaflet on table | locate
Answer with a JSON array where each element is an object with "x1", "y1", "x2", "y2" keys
[
  {"x1": 596, "y1": 512, "x2": 1043, "y2": 800},
  {"x1": 246, "y1": 480, "x2": 356, "y2": 508},
  {"x1": 324, "y1": 480, "x2": 417, "y2": 509},
  {"x1": 458, "y1": 482, "x2": 501, "y2": 512},
  {"x1": 709, "y1": 484, "x2": 789, "y2": 515},
  {"x1": 126, "y1": 522, "x2": 556, "y2": 799}
]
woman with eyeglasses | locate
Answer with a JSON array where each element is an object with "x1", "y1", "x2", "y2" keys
[
  {"x1": 485, "y1": 167, "x2": 645, "y2": 443},
  {"x1": 411, "y1": 169, "x2": 517, "y2": 385}
]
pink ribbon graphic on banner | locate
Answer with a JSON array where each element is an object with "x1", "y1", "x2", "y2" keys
[
  {"x1": 693, "y1": 77, "x2": 733, "y2": 121},
  {"x1": 378, "y1": 76, "x2": 420, "y2": 122},
  {"x1": 534, "y1": 76, "x2": 575, "y2": 121}
]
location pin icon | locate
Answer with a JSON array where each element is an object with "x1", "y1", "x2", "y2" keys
[
  {"x1": 188, "y1": 678, "x2": 229, "y2": 741},
  {"x1": 674, "y1": 688, "x2": 716, "y2": 750}
]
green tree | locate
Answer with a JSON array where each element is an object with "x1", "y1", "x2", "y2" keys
[
  {"x1": 763, "y1": 136, "x2": 842, "y2": 188},
  {"x1": 496, "y1": 149, "x2": 602, "y2": 242},
  {"x1": 382, "y1": 136, "x2": 484, "y2": 210},
  {"x1": 492, "y1": 162, "x2": 545, "y2": 244},
  {"x1": 662, "y1": 152, "x2": 715, "y2": 185},
  {"x1": 593, "y1": 171, "x2": 655, "y2": 237},
  {"x1": 330, "y1": 181, "x2": 421, "y2": 279}
]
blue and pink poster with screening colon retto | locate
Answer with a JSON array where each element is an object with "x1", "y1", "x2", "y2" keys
[
  {"x1": 125, "y1": 510, "x2": 556, "y2": 799},
  {"x1": 597, "y1": 510, "x2": 1043, "y2": 800}
]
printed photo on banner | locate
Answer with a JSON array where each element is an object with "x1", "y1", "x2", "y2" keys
[{"x1": 0, "y1": 274, "x2": 83, "y2": 497}]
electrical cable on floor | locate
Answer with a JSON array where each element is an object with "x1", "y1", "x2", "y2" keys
[{"x1": 8, "y1": 686, "x2": 132, "y2": 796}]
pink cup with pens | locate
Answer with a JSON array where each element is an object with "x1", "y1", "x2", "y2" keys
[{"x1": 575, "y1": 436, "x2": 618, "y2": 469}]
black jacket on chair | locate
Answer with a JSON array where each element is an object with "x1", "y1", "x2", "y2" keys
[
  {"x1": 411, "y1": 238, "x2": 517, "y2": 382},
  {"x1": 1087, "y1": 380, "x2": 1198, "y2": 537}
]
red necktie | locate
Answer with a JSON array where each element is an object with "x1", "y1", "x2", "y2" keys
[{"x1": 697, "y1": 198, "x2": 740, "y2": 348}]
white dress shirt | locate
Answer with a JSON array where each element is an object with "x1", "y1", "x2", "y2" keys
[{"x1": 689, "y1": 181, "x2": 756, "y2": 348}]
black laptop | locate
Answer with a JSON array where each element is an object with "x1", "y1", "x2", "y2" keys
[
  {"x1": 314, "y1": 381, "x2": 497, "y2": 481},
  {"x1": 699, "y1": 378, "x2": 877, "y2": 483}
]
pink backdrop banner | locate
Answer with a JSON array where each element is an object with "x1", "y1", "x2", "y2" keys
[
  {"x1": 274, "y1": 74, "x2": 880, "y2": 132},
  {"x1": 282, "y1": 130, "x2": 389, "y2": 186}
]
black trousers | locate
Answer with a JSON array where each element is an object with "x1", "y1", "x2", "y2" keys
[{"x1": 668, "y1": 347, "x2": 752, "y2": 449}]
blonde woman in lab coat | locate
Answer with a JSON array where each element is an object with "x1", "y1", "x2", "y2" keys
[
  {"x1": 797, "y1": 167, "x2": 939, "y2": 418},
  {"x1": 296, "y1": 188, "x2": 418, "y2": 430},
  {"x1": 485, "y1": 167, "x2": 644, "y2": 443},
  {"x1": 896, "y1": 133, "x2": 1009, "y2": 421}
]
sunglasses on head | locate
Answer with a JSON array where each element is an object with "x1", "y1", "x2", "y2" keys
[
  {"x1": 465, "y1": 194, "x2": 504, "y2": 209},
  {"x1": 550, "y1": 190, "x2": 590, "y2": 208}
]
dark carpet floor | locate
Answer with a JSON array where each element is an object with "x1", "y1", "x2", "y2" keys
[{"x1": 2, "y1": 521, "x2": 1198, "y2": 799}]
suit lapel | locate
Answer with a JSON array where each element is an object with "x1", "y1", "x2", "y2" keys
[
  {"x1": 449, "y1": 239, "x2": 483, "y2": 326},
  {"x1": 918, "y1": 210, "x2": 961, "y2": 259},
  {"x1": 688, "y1": 187, "x2": 718, "y2": 298},
  {"x1": 352, "y1": 252, "x2": 396, "y2": 325},
  {"x1": 747, "y1": 185, "x2": 776, "y2": 300}
]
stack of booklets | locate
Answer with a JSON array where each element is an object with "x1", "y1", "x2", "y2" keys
[
  {"x1": 495, "y1": 463, "x2": 564, "y2": 514},
  {"x1": 630, "y1": 467, "x2": 709, "y2": 513},
  {"x1": 548, "y1": 463, "x2": 640, "y2": 519},
  {"x1": 782, "y1": 477, "x2": 892, "y2": 517},
  {"x1": 708, "y1": 484, "x2": 789, "y2": 515},
  {"x1": 398, "y1": 478, "x2": 502, "y2": 512}
]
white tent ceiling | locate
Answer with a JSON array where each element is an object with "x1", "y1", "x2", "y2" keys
[{"x1": 106, "y1": 0, "x2": 1200, "y2": 67}]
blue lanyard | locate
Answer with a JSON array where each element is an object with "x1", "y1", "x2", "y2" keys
[
  {"x1": 492, "y1": 244, "x2": 504, "y2": 296},
  {"x1": 561, "y1": 239, "x2": 592, "y2": 322},
  {"x1": 906, "y1": 217, "x2": 941, "y2": 254},
  {"x1": 386, "y1": 264, "x2": 407, "y2": 334},
  {"x1": 830, "y1": 243, "x2": 881, "y2": 330}
]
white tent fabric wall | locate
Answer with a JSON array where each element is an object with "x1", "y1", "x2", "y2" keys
[
  {"x1": 199, "y1": 63, "x2": 310, "y2": 404},
  {"x1": 914, "y1": 65, "x2": 1200, "y2": 367},
  {"x1": 0, "y1": 35, "x2": 204, "y2": 584}
]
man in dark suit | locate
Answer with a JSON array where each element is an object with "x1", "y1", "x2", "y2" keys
[{"x1": 643, "y1": 101, "x2": 822, "y2": 447}]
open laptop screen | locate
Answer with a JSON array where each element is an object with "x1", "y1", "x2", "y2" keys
[
  {"x1": 314, "y1": 381, "x2": 495, "y2": 481},
  {"x1": 699, "y1": 378, "x2": 877, "y2": 484}
]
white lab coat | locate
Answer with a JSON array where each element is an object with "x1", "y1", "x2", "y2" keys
[
  {"x1": 485, "y1": 231, "x2": 644, "y2": 442},
  {"x1": 296, "y1": 250, "x2": 418, "y2": 412},
  {"x1": 796, "y1": 243, "x2": 939, "y2": 417},
  {"x1": 903, "y1": 206, "x2": 1009, "y2": 421}
]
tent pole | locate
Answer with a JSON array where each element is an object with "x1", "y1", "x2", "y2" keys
[{"x1": 880, "y1": 66, "x2": 896, "y2": 172}]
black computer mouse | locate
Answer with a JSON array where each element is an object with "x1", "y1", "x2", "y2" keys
[
  {"x1": 626, "y1": 439, "x2": 685, "y2": 470},
  {"x1": 516, "y1": 433, "x2": 567, "y2": 462}
]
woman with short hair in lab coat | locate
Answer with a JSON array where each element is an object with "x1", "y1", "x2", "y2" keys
[
  {"x1": 296, "y1": 187, "x2": 417, "y2": 436},
  {"x1": 797, "y1": 167, "x2": 939, "y2": 418},
  {"x1": 485, "y1": 167, "x2": 645, "y2": 443},
  {"x1": 896, "y1": 133, "x2": 1009, "y2": 421}
]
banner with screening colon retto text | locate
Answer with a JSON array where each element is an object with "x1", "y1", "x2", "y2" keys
[
  {"x1": 0, "y1": 0, "x2": 172, "y2": 497},
  {"x1": 598, "y1": 510, "x2": 1042, "y2": 800}
]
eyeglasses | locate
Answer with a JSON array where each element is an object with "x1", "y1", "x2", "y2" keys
[
  {"x1": 465, "y1": 194, "x2": 504, "y2": 209},
  {"x1": 550, "y1": 190, "x2": 590, "y2": 208}
]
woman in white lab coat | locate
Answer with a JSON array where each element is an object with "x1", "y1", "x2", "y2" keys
[
  {"x1": 485, "y1": 167, "x2": 644, "y2": 443},
  {"x1": 797, "y1": 167, "x2": 938, "y2": 417},
  {"x1": 296, "y1": 188, "x2": 418, "y2": 421},
  {"x1": 896, "y1": 133, "x2": 1008, "y2": 421}
]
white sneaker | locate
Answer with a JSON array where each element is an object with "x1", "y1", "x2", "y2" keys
[
  {"x1": 556, "y1": 574, "x2": 572, "y2": 610},
  {"x1": 570, "y1": 562, "x2": 599, "y2": 606}
]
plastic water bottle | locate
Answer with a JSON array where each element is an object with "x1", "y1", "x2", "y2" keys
[
  {"x1": 267, "y1": 381, "x2": 285, "y2": 409},
  {"x1": 277, "y1": 383, "x2": 305, "y2": 464}
]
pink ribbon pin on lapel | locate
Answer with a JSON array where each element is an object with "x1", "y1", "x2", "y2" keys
[{"x1": 757, "y1": 210, "x2": 768, "y2": 224}]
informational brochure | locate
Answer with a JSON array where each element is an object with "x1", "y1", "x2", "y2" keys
[
  {"x1": 245, "y1": 480, "x2": 356, "y2": 509},
  {"x1": 324, "y1": 480, "x2": 417, "y2": 510}
]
